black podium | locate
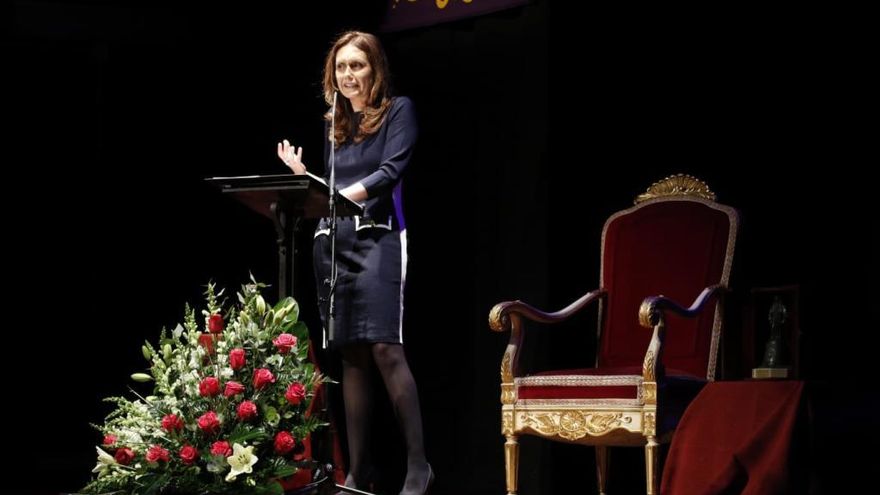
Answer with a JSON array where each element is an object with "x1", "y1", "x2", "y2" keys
[
  {"x1": 206, "y1": 174, "x2": 372, "y2": 494},
  {"x1": 204, "y1": 173, "x2": 363, "y2": 299}
]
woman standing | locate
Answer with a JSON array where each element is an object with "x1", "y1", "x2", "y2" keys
[{"x1": 277, "y1": 31, "x2": 432, "y2": 495}]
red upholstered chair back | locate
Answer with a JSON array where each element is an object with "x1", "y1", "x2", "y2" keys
[{"x1": 597, "y1": 197, "x2": 737, "y2": 379}]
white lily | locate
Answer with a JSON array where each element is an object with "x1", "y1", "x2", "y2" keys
[
  {"x1": 92, "y1": 446, "x2": 116, "y2": 476},
  {"x1": 225, "y1": 443, "x2": 258, "y2": 482}
]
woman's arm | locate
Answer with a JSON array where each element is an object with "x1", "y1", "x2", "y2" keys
[{"x1": 357, "y1": 97, "x2": 418, "y2": 198}]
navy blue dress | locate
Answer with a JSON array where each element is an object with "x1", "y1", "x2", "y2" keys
[{"x1": 313, "y1": 97, "x2": 417, "y2": 347}]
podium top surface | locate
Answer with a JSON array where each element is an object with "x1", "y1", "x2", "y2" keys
[{"x1": 205, "y1": 173, "x2": 364, "y2": 219}]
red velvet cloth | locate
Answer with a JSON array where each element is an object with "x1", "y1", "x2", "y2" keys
[
  {"x1": 519, "y1": 384, "x2": 637, "y2": 400},
  {"x1": 661, "y1": 381, "x2": 805, "y2": 495},
  {"x1": 599, "y1": 201, "x2": 733, "y2": 377}
]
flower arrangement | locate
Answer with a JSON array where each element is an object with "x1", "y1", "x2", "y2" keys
[{"x1": 83, "y1": 279, "x2": 325, "y2": 495}]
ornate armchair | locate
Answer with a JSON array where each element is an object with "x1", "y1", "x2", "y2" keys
[{"x1": 489, "y1": 175, "x2": 738, "y2": 494}]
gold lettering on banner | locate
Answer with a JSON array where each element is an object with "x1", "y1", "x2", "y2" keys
[
  {"x1": 393, "y1": 0, "x2": 477, "y2": 10},
  {"x1": 520, "y1": 412, "x2": 631, "y2": 440},
  {"x1": 437, "y1": 0, "x2": 474, "y2": 8}
]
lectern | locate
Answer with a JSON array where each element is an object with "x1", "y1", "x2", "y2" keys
[
  {"x1": 204, "y1": 173, "x2": 363, "y2": 299},
  {"x1": 205, "y1": 173, "x2": 366, "y2": 494}
]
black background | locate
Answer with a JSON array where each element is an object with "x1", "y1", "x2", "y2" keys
[{"x1": 8, "y1": 1, "x2": 872, "y2": 494}]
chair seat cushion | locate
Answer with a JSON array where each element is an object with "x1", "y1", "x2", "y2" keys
[{"x1": 516, "y1": 366, "x2": 706, "y2": 408}]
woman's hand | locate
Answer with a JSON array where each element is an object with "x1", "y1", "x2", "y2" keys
[
  {"x1": 338, "y1": 183, "x2": 368, "y2": 203},
  {"x1": 277, "y1": 139, "x2": 307, "y2": 174}
]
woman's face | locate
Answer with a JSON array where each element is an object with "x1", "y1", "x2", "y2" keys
[{"x1": 335, "y1": 43, "x2": 372, "y2": 110}]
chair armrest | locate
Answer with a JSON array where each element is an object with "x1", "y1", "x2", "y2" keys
[
  {"x1": 638, "y1": 285, "x2": 728, "y2": 328},
  {"x1": 489, "y1": 289, "x2": 606, "y2": 333},
  {"x1": 637, "y1": 285, "x2": 728, "y2": 387},
  {"x1": 489, "y1": 290, "x2": 605, "y2": 393}
]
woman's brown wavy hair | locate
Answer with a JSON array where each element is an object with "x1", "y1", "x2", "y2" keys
[{"x1": 322, "y1": 31, "x2": 393, "y2": 146}]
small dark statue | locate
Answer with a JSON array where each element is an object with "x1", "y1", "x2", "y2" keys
[{"x1": 760, "y1": 296, "x2": 788, "y2": 368}]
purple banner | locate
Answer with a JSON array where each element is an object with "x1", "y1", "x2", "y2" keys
[{"x1": 381, "y1": 0, "x2": 530, "y2": 32}]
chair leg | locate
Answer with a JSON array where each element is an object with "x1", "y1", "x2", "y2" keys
[
  {"x1": 645, "y1": 436, "x2": 659, "y2": 495},
  {"x1": 595, "y1": 445, "x2": 609, "y2": 495},
  {"x1": 504, "y1": 434, "x2": 519, "y2": 495}
]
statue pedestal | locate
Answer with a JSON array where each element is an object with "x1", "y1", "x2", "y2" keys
[{"x1": 751, "y1": 367, "x2": 790, "y2": 379}]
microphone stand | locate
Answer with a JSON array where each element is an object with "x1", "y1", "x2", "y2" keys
[{"x1": 325, "y1": 91, "x2": 339, "y2": 347}]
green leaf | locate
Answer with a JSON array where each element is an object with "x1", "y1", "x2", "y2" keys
[
  {"x1": 264, "y1": 405, "x2": 280, "y2": 426},
  {"x1": 133, "y1": 472, "x2": 170, "y2": 495},
  {"x1": 263, "y1": 481, "x2": 285, "y2": 495},
  {"x1": 286, "y1": 321, "x2": 309, "y2": 342},
  {"x1": 229, "y1": 425, "x2": 268, "y2": 444},
  {"x1": 273, "y1": 465, "x2": 298, "y2": 478}
]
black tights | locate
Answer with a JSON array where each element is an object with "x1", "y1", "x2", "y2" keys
[{"x1": 341, "y1": 343, "x2": 431, "y2": 494}]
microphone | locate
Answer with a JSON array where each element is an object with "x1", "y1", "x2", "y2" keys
[
  {"x1": 330, "y1": 90, "x2": 338, "y2": 144},
  {"x1": 329, "y1": 90, "x2": 337, "y2": 198}
]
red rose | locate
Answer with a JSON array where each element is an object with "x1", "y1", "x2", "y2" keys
[
  {"x1": 146, "y1": 445, "x2": 170, "y2": 463},
  {"x1": 161, "y1": 413, "x2": 183, "y2": 432},
  {"x1": 237, "y1": 400, "x2": 258, "y2": 421},
  {"x1": 179, "y1": 445, "x2": 199, "y2": 465},
  {"x1": 285, "y1": 382, "x2": 307, "y2": 405},
  {"x1": 274, "y1": 431, "x2": 296, "y2": 455},
  {"x1": 197, "y1": 411, "x2": 220, "y2": 434},
  {"x1": 199, "y1": 376, "x2": 221, "y2": 397},
  {"x1": 229, "y1": 348, "x2": 246, "y2": 370},
  {"x1": 253, "y1": 368, "x2": 276, "y2": 390},
  {"x1": 102, "y1": 434, "x2": 117, "y2": 446},
  {"x1": 198, "y1": 333, "x2": 217, "y2": 355},
  {"x1": 272, "y1": 333, "x2": 298, "y2": 354},
  {"x1": 211, "y1": 440, "x2": 232, "y2": 457},
  {"x1": 114, "y1": 447, "x2": 135, "y2": 465},
  {"x1": 224, "y1": 380, "x2": 245, "y2": 398},
  {"x1": 208, "y1": 313, "x2": 224, "y2": 333}
]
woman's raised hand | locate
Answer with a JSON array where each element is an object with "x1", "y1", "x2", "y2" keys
[{"x1": 277, "y1": 139, "x2": 306, "y2": 174}]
